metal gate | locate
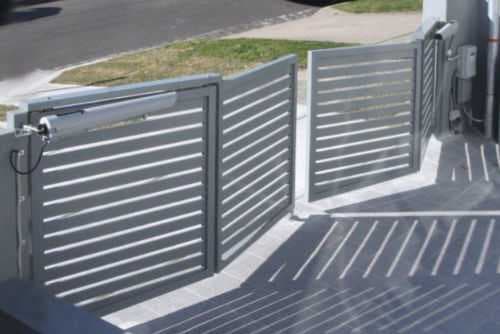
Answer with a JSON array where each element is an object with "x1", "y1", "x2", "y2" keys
[
  {"x1": 416, "y1": 25, "x2": 439, "y2": 165},
  {"x1": 307, "y1": 43, "x2": 419, "y2": 202},
  {"x1": 217, "y1": 56, "x2": 297, "y2": 269},
  {"x1": 18, "y1": 76, "x2": 219, "y2": 314},
  {"x1": 12, "y1": 58, "x2": 298, "y2": 312}
]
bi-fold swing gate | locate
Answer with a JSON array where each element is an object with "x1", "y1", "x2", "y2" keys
[
  {"x1": 12, "y1": 25, "x2": 438, "y2": 314},
  {"x1": 307, "y1": 28, "x2": 439, "y2": 201},
  {"x1": 12, "y1": 56, "x2": 297, "y2": 314}
]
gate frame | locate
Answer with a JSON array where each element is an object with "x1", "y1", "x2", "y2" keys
[
  {"x1": 414, "y1": 18, "x2": 441, "y2": 169},
  {"x1": 306, "y1": 43, "x2": 420, "y2": 202},
  {"x1": 10, "y1": 74, "x2": 222, "y2": 315},
  {"x1": 215, "y1": 55, "x2": 298, "y2": 271}
]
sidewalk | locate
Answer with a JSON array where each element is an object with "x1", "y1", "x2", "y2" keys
[{"x1": 228, "y1": 7, "x2": 422, "y2": 44}]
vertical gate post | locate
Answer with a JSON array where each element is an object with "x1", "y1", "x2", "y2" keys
[
  {"x1": 6, "y1": 110, "x2": 33, "y2": 281},
  {"x1": 206, "y1": 83, "x2": 221, "y2": 275},
  {"x1": 0, "y1": 125, "x2": 30, "y2": 283},
  {"x1": 413, "y1": 40, "x2": 424, "y2": 171},
  {"x1": 289, "y1": 58, "x2": 298, "y2": 213},
  {"x1": 306, "y1": 51, "x2": 317, "y2": 203}
]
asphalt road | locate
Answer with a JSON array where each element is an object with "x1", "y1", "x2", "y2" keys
[{"x1": 0, "y1": 0, "x2": 318, "y2": 80}]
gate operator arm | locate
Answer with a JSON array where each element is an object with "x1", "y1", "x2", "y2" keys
[
  {"x1": 10, "y1": 91, "x2": 177, "y2": 174},
  {"x1": 39, "y1": 92, "x2": 177, "y2": 142}
]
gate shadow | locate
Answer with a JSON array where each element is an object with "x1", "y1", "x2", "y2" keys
[
  {"x1": 128, "y1": 135, "x2": 500, "y2": 334},
  {"x1": 324, "y1": 134, "x2": 500, "y2": 213}
]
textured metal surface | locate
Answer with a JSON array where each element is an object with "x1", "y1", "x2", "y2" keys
[
  {"x1": 307, "y1": 43, "x2": 419, "y2": 202},
  {"x1": 416, "y1": 35, "x2": 438, "y2": 165},
  {"x1": 217, "y1": 55, "x2": 297, "y2": 269},
  {"x1": 27, "y1": 76, "x2": 219, "y2": 314}
]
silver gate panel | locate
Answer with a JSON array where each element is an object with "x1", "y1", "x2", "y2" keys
[
  {"x1": 217, "y1": 56, "x2": 297, "y2": 269},
  {"x1": 416, "y1": 29, "x2": 439, "y2": 165},
  {"x1": 308, "y1": 43, "x2": 419, "y2": 202},
  {"x1": 27, "y1": 76, "x2": 218, "y2": 314}
]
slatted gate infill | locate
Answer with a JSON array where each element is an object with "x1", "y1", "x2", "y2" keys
[
  {"x1": 307, "y1": 43, "x2": 419, "y2": 202},
  {"x1": 416, "y1": 31, "x2": 438, "y2": 165},
  {"x1": 24, "y1": 76, "x2": 218, "y2": 314},
  {"x1": 217, "y1": 55, "x2": 297, "y2": 269}
]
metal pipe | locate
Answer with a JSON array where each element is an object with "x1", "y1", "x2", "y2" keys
[
  {"x1": 39, "y1": 92, "x2": 177, "y2": 142},
  {"x1": 485, "y1": 0, "x2": 499, "y2": 138}
]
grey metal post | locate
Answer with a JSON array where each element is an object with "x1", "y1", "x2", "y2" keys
[{"x1": 413, "y1": 40, "x2": 424, "y2": 171}]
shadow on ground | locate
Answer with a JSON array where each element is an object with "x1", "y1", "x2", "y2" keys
[{"x1": 129, "y1": 135, "x2": 500, "y2": 333}]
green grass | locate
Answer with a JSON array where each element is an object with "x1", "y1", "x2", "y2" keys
[
  {"x1": 335, "y1": 0, "x2": 422, "y2": 13},
  {"x1": 54, "y1": 38, "x2": 348, "y2": 87},
  {"x1": 0, "y1": 105, "x2": 15, "y2": 122}
]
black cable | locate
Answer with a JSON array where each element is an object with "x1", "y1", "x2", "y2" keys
[{"x1": 9, "y1": 142, "x2": 48, "y2": 175}]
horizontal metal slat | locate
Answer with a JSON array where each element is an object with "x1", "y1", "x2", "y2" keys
[
  {"x1": 316, "y1": 104, "x2": 411, "y2": 125},
  {"x1": 311, "y1": 167, "x2": 411, "y2": 199},
  {"x1": 62, "y1": 256, "x2": 204, "y2": 306},
  {"x1": 222, "y1": 151, "x2": 289, "y2": 197},
  {"x1": 315, "y1": 81, "x2": 412, "y2": 104},
  {"x1": 223, "y1": 76, "x2": 291, "y2": 116},
  {"x1": 316, "y1": 146, "x2": 411, "y2": 172},
  {"x1": 43, "y1": 171, "x2": 203, "y2": 219},
  {"x1": 223, "y1": 102, "x2": 291, "y2": 144},
  {"x1": 317, "y1": 71, "x2": 412, "y2": 91},
  {"x1": 315, "y1": 93, "x2": 410, "y2": 115},
  {"x1": 422, "y1": 79, "x2": 433, "y2": 103},
  {"x1": 222, "y1": 180, "x2": 289, "y2": 229},
  {"x1": 423, "y1": 68, "x2": 433, "y2": 92},
  {"x1": 43, "y1": 201, "x2": 203, "y2": 250},
  {"x1": 317, "y1": 59, "x2": 413, "y2": 79},
  {"x1": 222, "y1": 140, "x2": 289, "y2": 184},
  {"x1": 314, "y1": 156, "x2": 410, "y2": 183},
  {"x1": 222, "y1": 161, "x2": 291, "y2": 209},
  {"x1": 223, "y1": 57, "x2": 293, "y2": 98},
  {"x1": 46, "y1": 241, "x2": 203, "y2": 294},
  {"x1": 222, "y1": 164, "x2": 289, "y2": 213},
  {"x1": 43, "y1": 156, "x2": 203, "y2": 202},
  {"x1": 25, "y1": 76, "x2": 217, "y2": 111},
  {"x1": 423, "y1": 104, "x2": 434, "y2": 126},
  {"x1": 43, "y1": 186, "x2": 203, "y2": 234},
  {"x1": 223, "y1": 130, "x2": 290, "y2": 175},
  {"x1": 221, "y1": 200, "x2": 289, "y2": 264},
  {"x1": 46, "y1": 98, "x2": 203, "y2": 151},
  {"x1": 43, "y1": 125, "x2": 203, "y2": 170},
  {"x1": 316, "y1": 114, "x2": 411, "y2": 138},
  {"x1": 422, "y1": 95, "x2": 433, "y2": 117},
  {"x1": 223, "y1": 89, "x2": 291, "y2": 130},
  {"x1": 43, "y1": 141, "x2": 203, "y2": 186},
  {"x1": 315, "y1": 124, "x2": 412, "y2": 150},
  {"x1": 315, "y1": 135, "x2": 411, "y2": 161},
  {"x1": 424, "y1": 55, "x2": 434, "y2": 76},
  {"x1": 42, "y1": 228, "x2": 203, "y2": 282},
  {"x1": 221, "y1": 195, "x2": 290, "y2": 251},
  {"x1": 43, "y1": 217, "x2": 204, "y2": 267},
  {"x1": 222, "y1": 113, "x2": 290, "y2": 158},
  {"x1": 223, "y1": 123, "x2": 290, "y2": 165},
  {"x1": 421, "y1": 94, "x2": 433, "y2": 116},
  {"x1": 313, "y1": 44, "x2": 414, "y2": 67},
  {"x1": 424, "y1": 43, "x2": 434, "y2": 61}
]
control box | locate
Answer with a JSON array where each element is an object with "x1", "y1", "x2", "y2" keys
[{"x1": 457, "y1": 45, "x2": 477, "y2": 79}]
